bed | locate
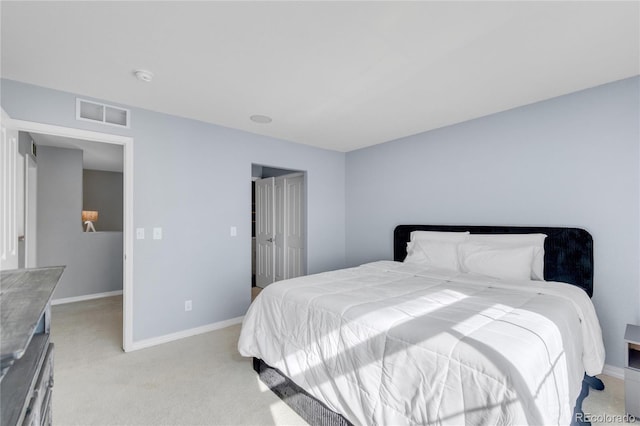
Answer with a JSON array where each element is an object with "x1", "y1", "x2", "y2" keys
[{"x1": 238, "y1": 225, "x2": 605, "y2": 425}]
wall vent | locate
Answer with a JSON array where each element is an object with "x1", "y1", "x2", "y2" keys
[{"x1": 76, "y1": 98, "x2": 130, "y2": 128}]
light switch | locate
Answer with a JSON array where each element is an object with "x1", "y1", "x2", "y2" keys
[
  {"x1": 136, "y1": 228, "x2": 145, "y2": 240},
  {"x1": 230, "y1": 226, "x2": 237, "y2": 237},
  {"x1": 153, "y1": 227, "x2": 162, "y2": 240}
]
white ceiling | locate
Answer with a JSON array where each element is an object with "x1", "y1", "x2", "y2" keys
[
  {"x1": 30, "y1": 133, "x2": 123, "y2": 173},
  {"x1": 2, "y1": 1, "x2": 638, "y2": 152}
]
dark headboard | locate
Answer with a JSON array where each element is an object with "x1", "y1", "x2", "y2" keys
[{"x1": 393, "y1": 225, "x2": 594, "y2": 297}]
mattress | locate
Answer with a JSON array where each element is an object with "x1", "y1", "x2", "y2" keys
[{"x1": 238, "y1": 261, "x2": 605, "y2": 425}]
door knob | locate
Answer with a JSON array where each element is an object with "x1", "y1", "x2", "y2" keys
[{"x1": 267, "y1": 238, "x2": 274, "y2": 243}]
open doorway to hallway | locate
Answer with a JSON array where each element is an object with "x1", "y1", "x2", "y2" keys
[
  {"x1": 26, "y1": 132, "x2": 124, "y2": 347},
  {"x1": 6, "y1": 113, "x2": 134, "y2": 352},
  {"x1": 251, "y1": 164, "x2": 307, "y2": 300}
]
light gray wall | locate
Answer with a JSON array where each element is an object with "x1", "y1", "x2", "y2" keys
[
  {"x1": 83, "y1": 169, "x2": 123, "y2": 231},
  {"x1": 37, "y1": 145, "x2": 123, "y2": 299},
  {"x1": 345, "y1": 76, "x2": 640, "y2": 368},
  {"x1": 1, "y1": 79, "x2": 347, "y2": 342}
]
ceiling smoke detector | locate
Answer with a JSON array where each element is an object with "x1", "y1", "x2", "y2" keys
[
  {"x1": 134, "y1": 69, "x2": 154, "y2": 82},
  {"x1": 250, "y1": 114, "x2": 272, "y2": 124}
]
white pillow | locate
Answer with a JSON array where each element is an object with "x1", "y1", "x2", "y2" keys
[
  {"x1": 404, "y1": 241, "x2": 427, "y2": 264},
  {"x1": 410, "y1": 231, "x2": 470, "y2": 242},
  {"x1": 458, "y1": 243, "x2": 537, "y2": 281},
  {"x1": 467, "y1": 233, "x2": 547, "y2": 280},
  {"x1": 467, "y1": 233, "x2": 546, "y2": 245},
  {"x1": 404, "y1": 240, "x2": 461, "y2": 271}
]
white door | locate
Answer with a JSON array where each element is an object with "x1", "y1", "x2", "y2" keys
[
  {"x1": 274, "y1": 177, "x2": 285, "y2": 282},
  {"x1": 0, "y1": 109, "x2": 19, "y2": 270},
  {"x1": 284, "y1": 174, "x2": 305, "y2": 279},
  {"x1": 255, "y1": 173, "x2": 305, "y2": 287},
  {"x1": 256, "y1": 177, "x2": 275, "y2": 287}
]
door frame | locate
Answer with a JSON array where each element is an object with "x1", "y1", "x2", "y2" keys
[
  {"x1": 1, "y1": 109, "x2": 19, "y2": 270},
  {"x1": 9, "y1": 117, "x2": 135, "y2": 352}
]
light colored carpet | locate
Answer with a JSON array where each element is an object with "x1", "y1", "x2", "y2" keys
[
  {"x1": 51, "y1": 296, "x2": 627, "y2": 425},
  {"x1": 583, "y1": 375, "x2": 631, "y2": 425},
  {"x1": 51, "y1": 296, "x2": 305, "y2": 425}
]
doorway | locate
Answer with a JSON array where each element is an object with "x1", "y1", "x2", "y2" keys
[
  {"x1": 251, "y1": 165, "x2": 307, "y2": 293},
  {"x1": 31, "y1": 133, "x2": 124, "y2": 305},
  {"x1": 7, "y1": 115, "x2": 134, "y2": 352}
]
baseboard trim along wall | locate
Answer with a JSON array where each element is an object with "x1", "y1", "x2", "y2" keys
[
  {"x1": 52, "y1": 290, "x2": 123, "y2": 305},
  {"x1": 127, "y1": 316, "x2": 245, "y2": 352},
  {"x1": 603, "y1": 364, "x2": 624, "y2": 380}
]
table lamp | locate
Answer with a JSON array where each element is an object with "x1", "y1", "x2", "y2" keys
[{"x1": 82, "y1": 210, "x2": 98, "y2": 232}]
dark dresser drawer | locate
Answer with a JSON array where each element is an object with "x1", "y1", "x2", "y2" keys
[
  {"x1": 1, "y1": 335, "x2": 49, "y2": 426},
  {"x1": 0, "y1": 267, "x2": 63, "y2": 426},
  {"x1": 21, "y1": 343, "x2": 55, "y2": 426},
  {"x1": 34, "y1": 343, "x2": 54, "y2": 421}
]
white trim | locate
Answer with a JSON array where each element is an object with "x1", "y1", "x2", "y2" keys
[
  {"x1": 10, "y1": 119, "x2": 135, "y2": 353},
  {"x1": 52, "y1": 290, "x2": 123, "y2": 306},
  {"x1": 122, "y1": 132, "x2": 134, "y2": 352},
  {"x1": 602, "y1": 364, "x2": 625, "y2": 380},
  {"x1": 12, "y1": 119, "x2": 131, "y2": 144},
  {"x1": 128, "y1": 316, "x2": 244, "y2": 352}
]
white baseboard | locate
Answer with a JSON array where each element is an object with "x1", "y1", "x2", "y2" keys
[
  {"x1": 602, "y1": 364, "x2": 624, "y2": 380},
  {"x1": 127, "y1": 316, "x2": 244, "y2": 352},
  {"x1": 52, "y1": 290, "x2": 123, "y2": 305}
]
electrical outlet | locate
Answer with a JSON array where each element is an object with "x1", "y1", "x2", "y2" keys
[
  {"x1": 184, "y1": 300, "x2": 192, "y2": 312},
  {"x1": 136, "y1": 228, "x2": 145, "y2": 239},
  {"x1": 153, "y1": 227, "x2": 162, "y2": 240}
]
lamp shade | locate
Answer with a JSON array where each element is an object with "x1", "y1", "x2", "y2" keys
[{"x1": 82, "y1": 210, "x2": 98, "y2": 222}]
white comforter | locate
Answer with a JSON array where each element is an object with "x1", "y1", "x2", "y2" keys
[{"x1": 238, "y1": 261, "x2": 605, "y2": 425}]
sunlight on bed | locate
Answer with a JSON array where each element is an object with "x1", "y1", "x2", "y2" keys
[{"x1": 451, "y1": 303, "x2": 513, "y2": 334}]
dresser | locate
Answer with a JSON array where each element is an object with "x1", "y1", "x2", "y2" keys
[
  {"x1": 0, "y1": 266, "x2": 64, "y2": 426},
  {"x1": 625, "y1": 324, "x2": 640, "y2": 419}
]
